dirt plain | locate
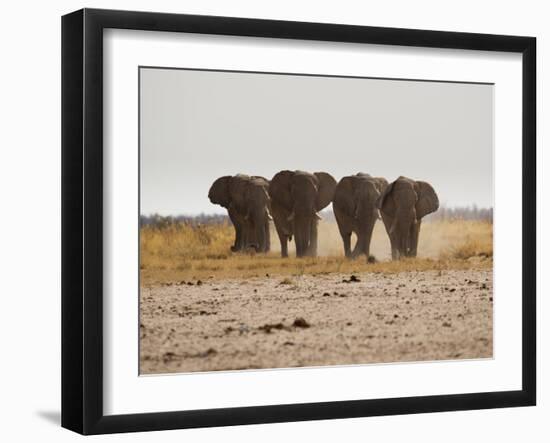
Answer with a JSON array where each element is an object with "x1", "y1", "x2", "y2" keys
[{"x1": 140, "y1": 267, "x2": 493, "y2": 374}]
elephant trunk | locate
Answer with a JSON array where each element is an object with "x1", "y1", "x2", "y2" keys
[
  {"x1": 406, "y1": 218, "x2": 419, "y2": 257},
  {"x1": 391, "y1": 207, "x2": 418, "y2": 259},
  {"x1": 293, "y1": 214, "x2": 313, "y2": 257},
  {"x1": 389, "y1": 217, "x2": 398, "y2": 236},
  {"x1": 398, "y1": 218, "x2": 418, "y2": 258},
  {"x1": 254, "y1": 219, "x2": 266, "y2": 253}
]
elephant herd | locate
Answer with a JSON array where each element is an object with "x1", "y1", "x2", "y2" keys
[{"x1": 208, "y1": 171, "x2": 439, "y2": 261}]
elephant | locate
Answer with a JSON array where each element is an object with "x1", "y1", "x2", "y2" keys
[
  {"x1": 333, "y1": 173, "x2": 388, "y2": 260},
  {"x1": 376, "y1": 176, "x2": 439, "y2": 260},
  {"x1": 269, "y1": 170, "x2": 337, "y2": 258},
  {"x1": 208, "y1": 174, "x2": 271, "y2": 253}
]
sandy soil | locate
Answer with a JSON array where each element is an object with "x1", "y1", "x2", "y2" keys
[{"x1": 140, "y1": 269, "x2": 492, "y2": 374}]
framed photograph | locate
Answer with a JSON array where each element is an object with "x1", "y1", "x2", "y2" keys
[{"x1": 62, "y1": 8, "x2": 536, "y2": 435}]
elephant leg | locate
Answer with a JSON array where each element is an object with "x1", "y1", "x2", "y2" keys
[
  {"x1": 274, "y1": 222, "x2": 289, "y2": 258},
  {"x1": 389, "y1": 234, "x2": 399, "y2": 260},
  {"x1": 352, "y1": 240, "x2": 366, "y2": 260},
  {"x1": 280, "y1": 235, "x2": 289, "y2": 258},
  {"x1": 409, "y1": 220, "x2": 421, "y2": 257},
  {"x1": 351, "y1": 227, "x2": 370, "y2": 259},
  {"x1": 231, "y1": 225, "x2": 243, "y2": 252},
  {"x1": 254, "y1": 219, "x2": 266, "y2": 253},
  {"x1": 241, "y1": 223, "x2": 250, "y2": 251},
  {"x1": 334, "y1": 210, "x2": 352, "y2": 258},
  {"x1": 228, "y1": 210, "x2": 243, "y2": 252},
  {"x1": 263, "y1": 218, "x2": 271, "y2": 253},
  {"x1": 381, "y1": 213, "x2": 398, "y2": 260},
  {"x1": 341, "y1": 232, "x2": 352, "y2": 258},
  {"x1": 295, "y1": 234, "x2": 304, "y2": 257},
  {"x1": 294, "y1": 223, "x2": 304, "y2": 257},
  {"x1": 363, "y1": 222, "x2": 376, "y2": 262},
  {"x1": 352, "y1": 222, "x2": 374, "y2": 259},
  {"x1": 351, "y1": 233, "x2": 362, "y2": 259},
  {"x1": 392, "y1": 246, "x2": 400, "y2": 260}
]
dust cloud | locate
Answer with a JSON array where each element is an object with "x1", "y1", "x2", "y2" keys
[{"x1": 269, "y1": 220, "x2": 459, "y2": 261}]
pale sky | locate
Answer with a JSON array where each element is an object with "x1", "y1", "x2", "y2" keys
[{"x1": 140, "y1": 67, "x2": 493, "y2": 216}]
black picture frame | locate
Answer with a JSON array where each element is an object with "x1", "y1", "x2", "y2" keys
[{"x1": 61, "y1": 8, "x2": 536, "y2": 435}]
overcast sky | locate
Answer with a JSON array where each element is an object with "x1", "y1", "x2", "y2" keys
[{"x1": 140, "y1": 67, "x2": 493, "y2": 216}]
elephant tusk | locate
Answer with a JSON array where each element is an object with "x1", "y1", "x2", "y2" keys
[
  {"x1": 266, "y1": 211, "x2": 273, "y2": 221},
  {"x1": 314, "y1": 212, "x2": 322, "y2": 220}
]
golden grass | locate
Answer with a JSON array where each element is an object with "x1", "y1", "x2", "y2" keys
[
  {"x1": 140, "y1": 219, "x2": 492, "y2": 285},
  {"x1": 438, "y1": 222, "x2": 493, "y2": 260},
  {"x1": 140, "y1": 222, "x2": 233, "y2": 268}
]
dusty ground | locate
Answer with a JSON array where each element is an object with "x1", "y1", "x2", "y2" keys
[{"x1": 140, "y1": 268, "x2": 493, "y2": 374}]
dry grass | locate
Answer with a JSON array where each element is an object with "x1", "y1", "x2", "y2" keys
[
  {"x1": 140, "y1": 222, "x2": 233, "y2": 267},
  {"x1": 140, "y1": 219, "x2": 492, "y2": 285},
  {"x1": 437, "y1": 221, "x2": 493, "y2": 260}
]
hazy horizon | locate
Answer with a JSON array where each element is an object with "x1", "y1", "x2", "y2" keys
[
  {"x1": 140, "y1": 204, "x2": 494, "y2": 218},
  {"x1": 140, "y1": 68, "x2": 494, "y2": 216}
]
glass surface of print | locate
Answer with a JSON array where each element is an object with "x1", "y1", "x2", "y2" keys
[
  {"x1": 61, "y1": 10, "x2": 534, "y2": 433},
  {"x1": 139, "y1": 67, "x2": 494, "y2": 375}
]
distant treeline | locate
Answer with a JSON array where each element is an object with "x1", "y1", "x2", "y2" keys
[
  {"x1": 427, "y1": 205, "x2": 493, "y2": 222},
  {"x1": 140, "y1": 213, "x2": 230, "y2": 228},
  {"x1": 141, "y1": 205, "x2": 493, "y2": 228}
]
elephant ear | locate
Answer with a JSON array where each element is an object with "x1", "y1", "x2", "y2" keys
[
  {"x1": 415, "y1": 181, "x2": 439, "y2": 218},
  {"x1": 314, "y1": 172, "x2": 337, "y2": 211},
  {"x1": 208, "y1": 176, "x2": 232, "y2": 208},
  {"x1": 376, "y1": 181, "x2": 396, "y2": 217},
  {"x1": 269, "y1": 170, "x2": 294, "y2": 211}
]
